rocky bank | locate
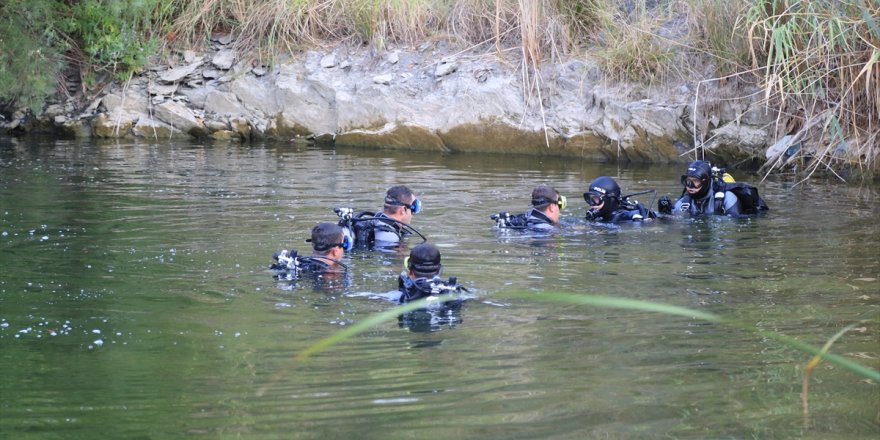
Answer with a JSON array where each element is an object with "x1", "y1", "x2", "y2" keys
[{"x1": 1, "y1": 38, "x2": 783, "y2": 166}]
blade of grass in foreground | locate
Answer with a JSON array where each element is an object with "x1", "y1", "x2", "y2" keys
[
  {"x1": 257, "y1": 291, "x2": 879, "y2": 396},
  {"x1": 256, "y1": 295, "x2": 460, "y2": 396}
]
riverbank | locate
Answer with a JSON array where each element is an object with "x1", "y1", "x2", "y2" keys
[
  {"x1": 1, "y1": 0, "x2": 876, "y2": 178},
  {"x1": 0, "y1": 39, "x2": 783, "y2": 166}
]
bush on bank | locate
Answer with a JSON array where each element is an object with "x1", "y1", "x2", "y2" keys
[{"x1": 0, "y1": 0, "x2": 877, "y2": 176}]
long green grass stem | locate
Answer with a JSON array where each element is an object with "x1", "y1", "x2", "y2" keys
[{"x1": 258, "y1": 291, "x2": 879, "y2": 397}]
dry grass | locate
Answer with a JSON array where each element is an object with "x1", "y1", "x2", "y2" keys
[{"x1": 748, "y1": 0, "x2": 879, "y2": 179}]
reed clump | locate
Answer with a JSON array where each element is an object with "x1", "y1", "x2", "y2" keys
[{"x1": 1, "y1": 0, "x2": 876, "y2": 177}]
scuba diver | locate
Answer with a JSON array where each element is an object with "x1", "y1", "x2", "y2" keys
[
  {"x1": 658, "y1": 160, "x2": 768, "y2": 217},
  {"x1": 336, "y1": 185, "x2": 426, "y2": 249},
  {"x1": 584, "y1": 176, "x2": 657, "y2": 222},
  {"x1": 270, "y1": 222, "x2": 351, "y2": 280},
  {"x1": 396, "y1": 242, "x2": 468, "y2": 304},
  {"x1": 490, "y1": 185, "x2": 567, "y2": 231}
]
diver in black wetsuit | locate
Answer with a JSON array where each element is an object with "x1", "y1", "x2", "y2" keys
[
  {"x1": 396, "y1": 243, "x2": 466, "y2": 304},
  {"x1": 584, "y1": 176, "x2": 657, "y2": 222},
  {"x1": 491, "y1": 185, "x2": 567, "y2": 232},
  {"x1": 658, "y1": 160, "x2": 767, "y2": 217},
  {"x1": 270, "y1": 222, "x2": 350, "y2": 280}
]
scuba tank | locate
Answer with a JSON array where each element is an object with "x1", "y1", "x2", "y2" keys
[{"x1": 710, "y1": 167, "x2": 769, "y2": 215}]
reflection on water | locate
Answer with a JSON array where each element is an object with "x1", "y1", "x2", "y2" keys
[{"x1": 1, "y1": 137, "x2": 878, "y2": 439}]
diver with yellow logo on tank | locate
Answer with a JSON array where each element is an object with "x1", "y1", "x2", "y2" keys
[{"x1": 658, "y1": 160, "x2": 768, "y2": 217}]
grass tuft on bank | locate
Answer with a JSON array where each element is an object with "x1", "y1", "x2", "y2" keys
[{"x1": 0, "y1": 0, "x2": 876, "y2": 177}]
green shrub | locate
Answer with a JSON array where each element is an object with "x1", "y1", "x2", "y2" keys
[{"x1": 0, "y1": 0, "x2": 65, "y2": 113}]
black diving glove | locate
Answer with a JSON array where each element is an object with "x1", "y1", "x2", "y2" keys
[
  {"x1": 658, "y1": 196, "x2": 672, "y2": 214},
  {"x1": 584, "y1": 209, "x2": 600, "y2": 221}
]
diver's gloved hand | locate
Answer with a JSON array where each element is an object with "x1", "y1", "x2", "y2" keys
[
  {"x1": 584, "y1": 209, "x2": 600, "y2": 221},
  {"x1": 658, "y1": 196, "x2": 672, "y2": 214}
]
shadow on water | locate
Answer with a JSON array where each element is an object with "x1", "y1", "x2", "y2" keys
[{"x1": 1, "y1": 137, "x2": 878, "y2": 439}]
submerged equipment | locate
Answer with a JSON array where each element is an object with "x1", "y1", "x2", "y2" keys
[
  {"x1": 269, "y1": 249, "x2": 348, "y2": 280},
  {"x1": 398, "y1": 275, "x2": 468, "y2": 303},
  {"x1": 490, "y1": 211, "x2": 530, "y2": 229}
]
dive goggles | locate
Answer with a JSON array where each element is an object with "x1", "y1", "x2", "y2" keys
[
  {"x1": 307, "y1": 234, "x2": 353, "y2": 251},
  {"x1": 385, "y1": 196, "x2": 422, "y2": 214},
  {"x1": 531, "y1": 194, "x2": 567, "y2": 210},
  {"x1": 681, "y1": 176, "x2": 704, "y2": 189}
]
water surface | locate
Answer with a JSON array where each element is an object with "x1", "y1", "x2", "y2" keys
[{"x1": 1, "y1": 137, "x2": 878, "y2": 439}]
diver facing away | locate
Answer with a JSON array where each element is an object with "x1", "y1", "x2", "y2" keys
[
  {"x1": 491, "y1": 185, "x2": 567, "y2": 231},
  {"x1": 397, "y1": 243, "x2": 467, "y2": 304}
]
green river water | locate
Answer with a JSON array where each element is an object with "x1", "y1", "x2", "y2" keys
[{"x1": 1, "y1": 137, "x2": 878, "y2": 439}]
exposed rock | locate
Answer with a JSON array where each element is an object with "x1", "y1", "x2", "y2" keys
[
  {"x1": 204, "y1": 90, "x2": 246, "y2": 116},
  {"x1": 229, "y1": 117, "x2": 252, "y2": 139},
  {"x1": 202, "y1": 69, "x2": 222, "y2": 79},
  {"x1": 704, "y1": 122, "x2": 770, "y2": 163},
  {"x1": 212, "y1": 49, "x2": 236, "y2": 70},
  {"x1": 211, "y1": 33, "x2": 233, "y2": 45},
  {"x1": 210, "y1": 130, "x2": 239, "y2": 141},
  {"x1": 59, "y1": 119, "x2": 92, "y2": 138},
  {"x1": 388, "y1": 51, "x2": 400, "y2": 65},
  {"x1": 204, "y1": 119, "x2": 229, "y2": 132},
  {"x1": 158, "y1": 59, "x2": 203, "y2": 83},
  {"x1": 337, "y1": 123, "x2": 447, "y2": 151},
  {"x1": 148, "y1": 82, "x2": 178, "y2": 96},
  {"x1": 132, "y1": 117, "x2": 174, "y2": 139},
  {"x1": 153, "y1": 101, "x2": 205, "y2": 136},
  {"x1": 93, "y1": 113, "x2": 133, "y2": 138},
  {"x1": 373, "y1": 74, "x2": 393, "y2": 85},
  {"x1": 320, "y1": 53, "x2": 337, "y2": 68},
  {"x1": 435, "y1": 59, "x2": 458, "y2": 78}
]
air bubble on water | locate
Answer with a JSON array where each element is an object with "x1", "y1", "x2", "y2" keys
[
  {"x1": 234, "y1": 332, "x2": 241, "y2": 338},
  {"x1": 41, "y1": 236, "x2": 49, "y2": 241},
  {"x1": 93, "y1": 339, "x2": 103, "y2": 347},
  {"x1": 0, "y1": 322, "x2": 8, "y2": 329},
  {"x1": 29, "y1": 230, "x2": 35, "y2": 235},
  {"x1": 1, "y1": 231, "x2": 7, "y2": 237},
  {"x1": 92, "y1": 329, "x2": 101, "y2": 334},
  {"x1": 86, "y1": 264, "x2": 92, "y2": 269},
  {"x1": 115, "y1": 332, "x2": 122, "y2": 336}
]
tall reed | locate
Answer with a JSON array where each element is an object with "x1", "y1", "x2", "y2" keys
[{"x1": 747, "y1": 0, "x2": 879, "y2": 178}]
